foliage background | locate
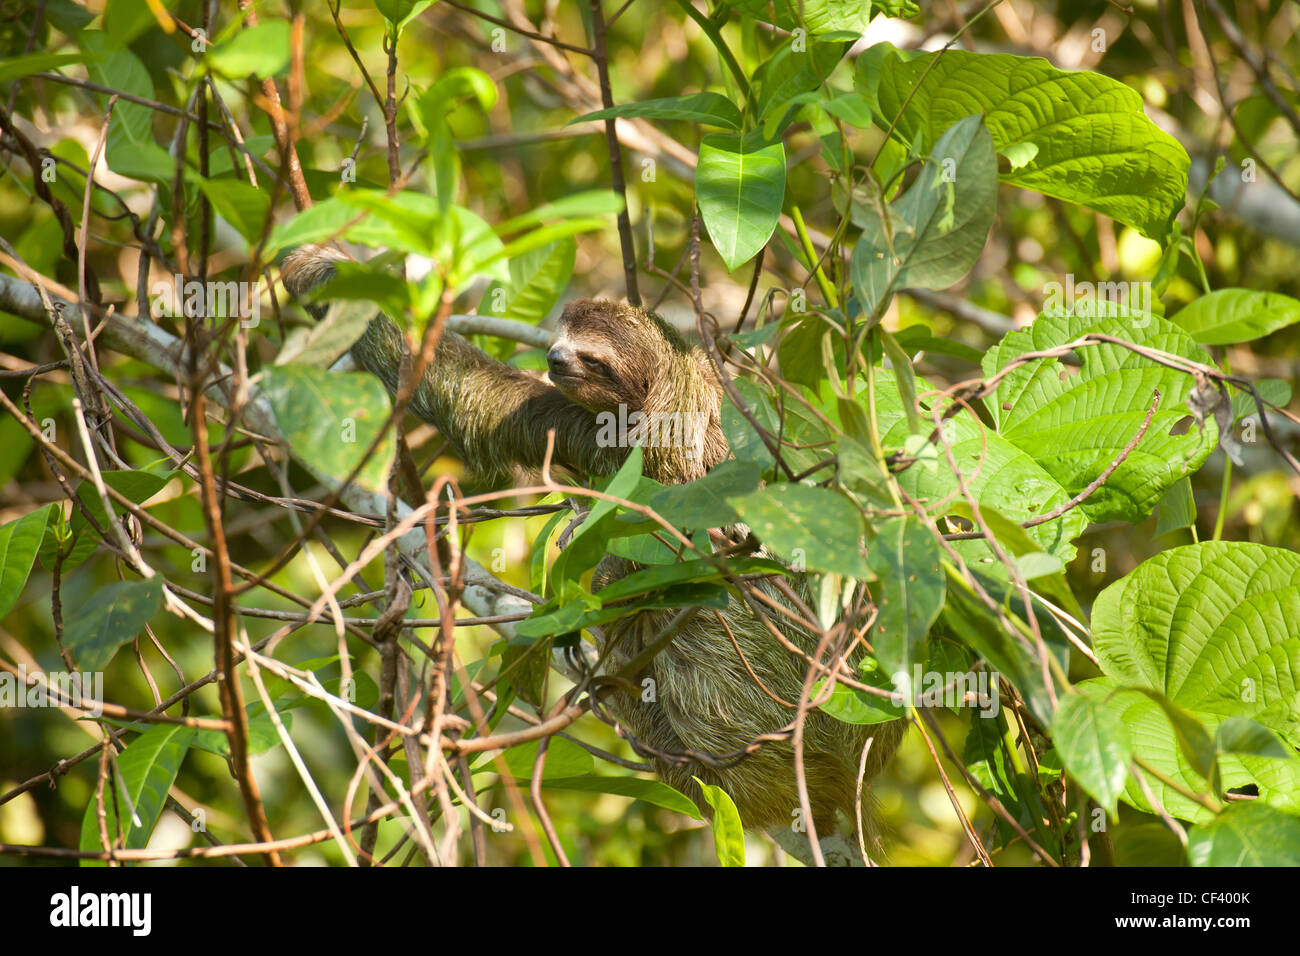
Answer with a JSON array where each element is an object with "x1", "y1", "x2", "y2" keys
[{"x1": 0, "y1": 0, "x2": 1298, "y2": 866}]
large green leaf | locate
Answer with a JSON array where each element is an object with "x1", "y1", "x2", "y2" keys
[
  {"x1": 79, "y1": 724, "x2": 195, "y2": 865},
  {"x1": 727, "y1": 484, "x2": 869, "y2": 578},
  {"x1": 479, "y1": 239, "x2": 575, "y2": 325},
  {"x1": 850, "y1": 114, "x2": 997, "y2": 318},
  {"x1": 1187, "y1": 802, "x2": 1300, "y2": 866},
  {"x1": 721, "y1": 379, "x2": 779, "y2": 469},
  {"x1": 64, "y1": 578, "x2": 164, "y2": 672},
  {"x1": 192, "y1": 177, "x2": 271, "y2": 245},
  {"x1": 103, "y1": 0, "x2": 172, "y2": 44},
  {"x1": 41, "y1": 469, "x2": 171, "y2": 573},
  {"x1": 1052, "y1": 692, "x2": 1132, "y2": 814},
  {"x1": 500, "y1": 737, "x2": 594, "y2": 779},
  {"x1": 877, "y1": 370, "x2": 1088, "y2": 564},
  {"x1": 0, "y1": 504, "x2": 53, "y2": 620},
  {"x1": 0, "y1": 53, "x2": 93, "y2": 84},
  {"x1": 982, "y1": 303, "x2": 1217, "y2": 523},
  {"x1": 208, "y1": 21, "x2": 290, "y2": 79},
  {"x1": 1077, "y1": 678, "x2": 1300, "y2": 823},
  {"x1": 752, "y1": 36, "x2": 852, "y2": 127},
  {"x1": 873, "y1": 48, "x2": 1189, "y2": 240},
  {"x1": 1171, "y1": 288, "x2": 1300, "y2": 346},
  {"x1": 80, "y1": 32, "x2": 152, "y2": 146},
  {"x1": 648, "y1": 459, "x2": 757, "y2": 529},
  {"x1": 1093, "y1": 542, "x2": 1300, "y2": 732},
  {"x1": 540, "y1": 775, "x2": 703, "y2": 819},
  {"x1": 726, "y1": 0, "x2": 886, "y2": 34},
  {"x1": 867, "y1": 516, "x2": 944, "y2": 678},
  {"x1": 262, "y1": 365, "x2": 396, "y2": 494},
  {"x1": 695, "y1": 132, "x2": 786, "y2": 270}
]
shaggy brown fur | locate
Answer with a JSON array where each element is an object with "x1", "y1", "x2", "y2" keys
[{"x1": 283, "y1": 245, "x2": 903, "y2": 843}]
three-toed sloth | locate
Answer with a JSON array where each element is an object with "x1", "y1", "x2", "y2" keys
[{"x1": 283, "y1": 246, "x2": 903, "y2": 858}]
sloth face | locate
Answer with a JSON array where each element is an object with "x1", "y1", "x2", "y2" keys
[
  {"x1": 546, "y1": 298, "x2": 683, "y2": 413},
  {"x1": 545, "y1": 335, "x2": 625, "y2": 411}
]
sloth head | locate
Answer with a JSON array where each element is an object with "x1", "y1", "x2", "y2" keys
[{"x1": 545, "y1": 298, "x2": 694, "y2": 413}]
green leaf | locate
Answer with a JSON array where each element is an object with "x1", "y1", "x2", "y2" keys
[
  {"x1": 494, "y1": 191, "x2": 625, "y2": 236},
  {"x1": 815, "y1": 678, "x2": 904, "y2": 724},
  {"x1": 276, "y1": 299, "x2": 377, "y2": 369},
  {"x1": 1188, "y1": 803, "x2": 1300, "y2": 867},
  {"x1": 727, "y1": 484, "x2": 868, "y2": 578},
  {"x1": 262, "y1": 365, "x2": 396, "y2": 494},
  {"x1": 516, "y1": 583, "x2": 729, "y2": 639},
  {"x1": 503, "y1": 636, "x2": 551, "y2": 706},
  {"x1": 694, "y1": 777, "x2": 746, "y2": 866},
  {"x1": 0, "y1": 53, "x2": 93, "y2": 84},
  {"x1": 340, "y1": 189, "x2": 441, "y2": 257},
  {"x1": 207, "y1": 21, "x2": 291, "y2": 79},
  {"x1": 45, "y1": 469, "x2": 171, "y2": 573},
  {"x1": 266, "y1": 196, "x2": 358, "y2": 257},
  {"x1": 1171, "y1": 288, "x2": 1300, "y2": 345},
  {"x1": 79, "y1": 724, "x2": 195, "y2": 865},
  {"x1": 540, "y1": 775, "x2": 703, "y2": 819},
  {"x1": 648, "y1": 459, "x2": 757, "y2": 529},
  {"x1": 727, "y1": 0, "x2": 879, "y2": 34},
  {"x1": 64, "y1": 578, "x2": 164, "y2": 672},
  {"x1": 479, "y1": 239, "x2": 575, "y2": 325},
  {"x1": 103, "y1": 142, "x2": 177, "y2": 186},
  {"x1": 752, "y1": 37, "x2": 852, "y2": 127},
  {"x1": 500, "y1": 737, "x2": 595, "y2": 779},
  {"x1": 595, "y1": 555, "x2": 784, "y2": 602},
  {"x1": 963, "y1": 708, "x2": 1031, "y2": 847},
  {"x1": 1076, "y1": 678, "x2": 1300, "y2": 822},
  {"x1": 192, "y1": 177, "x2": 270, "y2": 245},
  {"x1": 867, "y1": 516, "x2": 944, "y2": 678},
  {"x1": 878, "y1": 372, "x2": 1088, "y2": 565},
  {"x1": 875, "y1": 47, "x2": 1189, "y2": 240},
  {"x1": 941, "y1": 502, "x2": 1082, "y2": 618},
  {"x1": 408, "y1": 68, "x2": 497, "y2": 211},
  {"x1": 0, "y1": 505, "x2": 53, "y2": 619},
  {"x1": 696, "y1": 131, "x2": 786, "y2": 270},
  {"x1": 80, "y1": 32, "x2": 153, "y2": 148},
  {"x1": 552, "y1": 447, "x2": 644, "y2": 583},
  {"x1": 720, "y1": 379, "x2": 778, "y2": 469},
  {"x1": 1154, "y1": 477, "x2": 1197, "y2": 539},
  {"x1": 1052, "y1": 692, "x2": 1132, "y2": 814},
  {"x1": 851, "y1": 114, "x2": 997, "y2": 319},
  {"x1": 1232, "y1": 378, "x2": 1290, "y2": 421},
  {"x1": 1092, "y1": 542, "x2": 1300, "y2": 732},
  {"x1": 104, "y1": 0, "x2": 171, "y2": 43},
  {"x1": 574, "y1": 92, "x2": 742, "y2": 129},
  {"x1": 374, "y1": 0, "x2": 435, "y2": 34},
  {"x1": 193, "y1": 710, "x2": 291, "y2": 757},
  {"x1": 1215, "y1": 717, "x2": 1294, "y2": 760},
  {"x1": 982, "y1": 303, "x2": 1217, "y2": 523}
]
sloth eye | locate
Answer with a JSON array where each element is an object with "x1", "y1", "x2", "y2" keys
[{"x1": 581, "y1": 355, "x2": 612, "y2": 377}]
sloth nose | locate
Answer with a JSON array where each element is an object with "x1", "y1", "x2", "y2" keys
[{"x1": 547, "y1": 345, "x2": 576, "y2": 377}]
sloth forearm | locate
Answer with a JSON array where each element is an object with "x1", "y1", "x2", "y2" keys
[{"x1": 350, "y1": 313, "x2": 623, "y2": 480}]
